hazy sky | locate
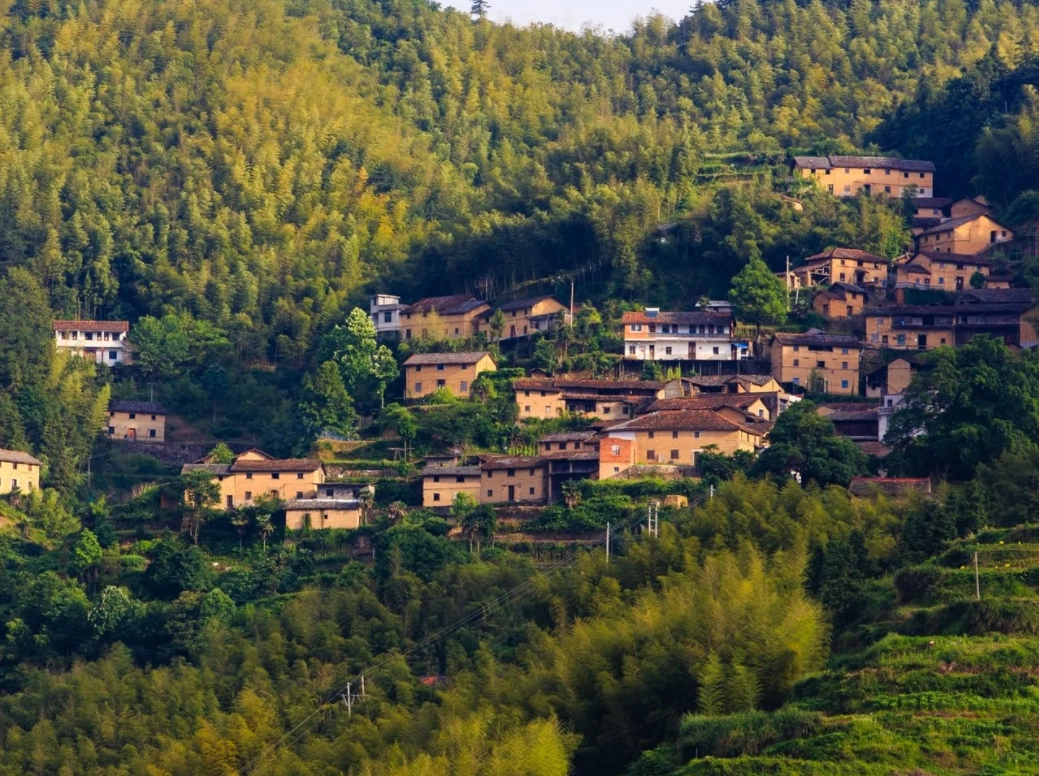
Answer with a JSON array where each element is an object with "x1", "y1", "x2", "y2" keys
[{"x1": 440, "y1": 0, "x2": 687, "y2": 33}]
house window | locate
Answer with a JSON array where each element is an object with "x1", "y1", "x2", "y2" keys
[
  {"x1": 272, "y1": 473, "x2": 280, "y2": 480},
  {"x1": 246, "y1": 473, "x2": 253, "y2": 480},
  {"x1": 149, "y1": 429, "x2": 156, "y2": 438},
  {"x1": 487, "y1": 489, "x2": 493, "y2": 497},
  {"x1": 486, "y1": 471, "x2": 493, "y2": 478},
  {"x1": 694, "y1": 431, "x2": 701, "y2": 439},
  {"x1": 433, "y1": 475, "x2": 440, "y2": 483},
  {"x1": 631, "y1": 324, "x2": 643, "y2": 332},
  {"x1": 882, "y1": 335, "x2": 889, "y2": 344},
  {"x1": 529, "y1": 487, "x2": 535, "y2": 495},
  {"x1": 647, "y1": 450, "x2": 656, "y2": 461},
  {"x1": 384, "y1": 311, "x2": 393, "y2": 323},
  {"x1": 507, "y1": 469, "x2": 515, "y2": 477},
  {"x1": 672, "y1": 431, "x2": 679, "y2": 439},
  {"x1": 713, "y1": 347, "x2": 719, "y2": 354},
  {"x1": 129, "y1": 413, "x2": 136, "y2": 419},
  {"x1": 628, "y1": 346, "x2": 636, "y2": 355},
  {"x1": 109, "y1": 350, "x2": 117, "y2": 360},
  {"x1": 603, "y1": 406, "x2": 611, "y2": 414},
  {"x1": 415, "y1": 382, "x2": 422, "y2": 392},
  {"x1": 884, "y1": 169, "x2": 890, "y2": 175},
  {"x1": 842, "y1": 361, "x2": 849, "y2": 369},
  {"x1": 460, "y1": 381, "x2": 468, "y2": 393},
  {"x1": 884, "y1": 186, "x2": 891, "y2": 193},
  {"x1": 611, "y1": 445, "x2": 620, "y2": 455},
  {"x1": 793, "y1": 359, "x2": 799, "y2": 367},
  {"x1": 436, "y1": 364, "x2": 445, "y2": 371},
  {"x1": 524, "y1": 405, "x2": 530, "y2": 412},
  {"x1": 296, "y1": 491, "x2": 303, "y2": 499},
  {"x1": 648, "y1": 431, "x2": 655, "y2": 439},
  {"x1": 792, "y1": 377, "x2": 800, "y2": 386},
  {"x1": 863, "y1": 168, "x2": 871, "y2": 174},
  {"x1": 843, "y1": 185, "x2": 850, "y2": 192},
  {"x1": 415, "y1": 365, "x2": 422, "y2": 372},
  {"x1": 670, "y1": 450, "x2": 679, "y2": 460},
  {"x1": 456, "y1": 476, "x2": 465, "y2": 483},
  {"x1": 433, "y1": 493, "x2": 440, "y2": 502},
  {"x1": 665, "y1": 347, "x2": 672, "y2": 355},
  {"x1": 245, "y1": 491, "x2": 252, "y2": 501}
]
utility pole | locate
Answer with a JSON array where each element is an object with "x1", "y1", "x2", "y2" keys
[
  {"x1": 647, "y1": 501, "x2": 659, "y2": 538},
  {"x1": 569, "y1": 279, "x2": 575, "y2": 326},
  {"x1": 974, "y1": 551, "x2": 981, "y2": 601},
  {"x1": 360, "y1": 675, "x2": 366, "y2": 698},
  {"x1": 344, "y1": 683, "x2": 353, "y2": 716},
  {"x1": 605, "y1": 522, "x2": 611, "y2": 563}
]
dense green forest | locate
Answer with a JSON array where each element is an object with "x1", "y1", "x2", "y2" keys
[{"x1": 4, "y1": 0, "x2": 1039, "y2": 773}]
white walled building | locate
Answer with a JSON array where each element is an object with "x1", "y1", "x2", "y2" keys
[
  {"x1": 53, "y1": 320, "x2": 130, "y2": 365},
  {"x1": 370, "y1": 294, "x2": 404, "y2": 337},
  {"x1": 621, "y1": 308, "x2": 750, "y2": 362}
]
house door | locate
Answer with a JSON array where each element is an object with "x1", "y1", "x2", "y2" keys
[
  {"x1": 956, "y1": 277, "x2": 964, "y2": 290},
  {"x1": 917, "y1": 334, "x2": 927, "y2": 349},
  {"x1": 127, "y1": 428, "x2": 136, "y2": 441},
  {"x1": 510, "y1": 325, "x2": 516, "y2": 338},
  {"x1": 649, "y1": 345, "x2": 655, "y2": 358},
  {"x1": 507, "y1": 485, "x2": 515, "y2": 501},
  {"x1": 226, "y1": 495, "x2": 233, "y2": 509}
]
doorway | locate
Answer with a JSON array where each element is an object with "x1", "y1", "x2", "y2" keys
[{"x1": 507, "y1": 485, "x2": 515, "y2": 501}]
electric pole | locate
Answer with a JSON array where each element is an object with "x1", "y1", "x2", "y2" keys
[
  {"x1": 974, "y1": 551, "x2": 981, "y2": 601},
  {"x1": 605, "y1": 522, "x2": 611, "y2": 563}
]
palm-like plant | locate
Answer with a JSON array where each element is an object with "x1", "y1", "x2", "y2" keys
[
  {"x1": 230, "y1": 510, "x2": 250, "y2": 554},
  {"x1": 561, "y1": 480, "x2": 581, "y2": 510},
  {"x1": 256, "y1": 514, "x2": 274, "y2": 554},
  {"x1": 357, "y1": 488, "x2": 374, "y2": 526},
  {"x1": 387, "y1": 501, "x2": 408, "y2": 525}
]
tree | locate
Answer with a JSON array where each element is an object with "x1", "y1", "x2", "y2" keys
[
  {"x1": 256, "y1": 513, "x2": 274, "y2": 554},
  {"x1": 181, "y1": 470, "x2": 220, "y2": 545},
  {"x1": 461, "y1": 505, "x2": 497, "y2": 553},
  {"x1": 728, "y1": 257, "x2": 787, "y2": 330},
  {"x1": 129, "y1": 313, "x2": 228, "y2": 379},
  {"x1": 451, "y1": 492, "x2": 479, "y2": 551},
  {"x1": 489, "y1": 309, "x2": 506, "y2": 342},
  {"x1": 471, "y1": 0, "x2": 490, "y2": 19},
  {"x1": 0, "y1": 268, "x2": 52, "y2": 392},
  {"x1": 230, "y1": 510, "x2": 250, "y2": 554},
  {"x1": 299, "y1": 361, "x2": 358, "y2": 440},
  {"x1": 208, "y1": 443, "x2": 235, "y2": 464},
  {"x1": 753, "y1": 401, "x2": 867, "y2": 486},
  {"x1": 387, "y1": 501, "x2": 408, "y2": 525},
  {"x1": 328, "y1": 308, "x2": 399, "y2": 410},
  {"x1": 886, "y1": 337, "x2": 1039, "y2": 479},
  {"x1": 246, "y1": 493, "x2": 281, "y2": 553},
  {"x1": 69, "y1": 529, "x2": 103, "y2": 584},
  {"x1": 561, "y1": 480, "x2": 582, "y2": 509},
  {"x1": 970, "y1": 270, "x2": 987, "y2": 289},
  {"x1": 531, "y1": 337, "x2": 557, "y2": 374}
]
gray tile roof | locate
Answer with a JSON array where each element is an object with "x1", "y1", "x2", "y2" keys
[
  {"x1": 0, "y1": 448, "x2": 42, "y2": 465},
  {"x1": 405, "y1": 351, "x2": 493, "y2": 366}
]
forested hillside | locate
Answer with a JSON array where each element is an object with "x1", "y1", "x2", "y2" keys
[{"x1": 3, "y1": 0, "x2": 1039, "y2": 355}]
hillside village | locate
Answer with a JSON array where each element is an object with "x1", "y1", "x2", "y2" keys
[{"x1": 4, "y1": 155, "x2": 1032, "y2": 532}]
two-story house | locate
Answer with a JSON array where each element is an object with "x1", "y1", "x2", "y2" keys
[
  {"x1": 284, "y1": 499, "x2": 363, "y2": 531},
  {"x1": 895, "y1": 251, "x2": 1007, "y2": 291},
  {"x1": 793, "y1": 155, "x2": 935, "y2": 198},
  {"x1": 182, "y1": 450, "x2": 325, "y2": 511},
  {"x1": 107, "y1": 400, "x2": 167, "y2": 442},
  {"x1": 369, "y1": 294, "x2": 405, "y2": 337},
  {"x1": 421, "y1": 465, "x2": 482, "y2": 508},
  {"x1": 0, "y1": 449, "x2": 42, "y2": 495},
  {"x1": 622, "y1": 308, "x2": 749, "y2": 362},
  {"x1": 404, "y1": 351, "x2": 497, "y2": 399},
  {"x1": 915, "y1": 213, "x2": 1013, "y2": 255},
  {"x1": 512, "y1": 377, "x2": 681, "y2": 420},
  {"x1": 604, "y1": 409, "x2": 768, "y2": 466},
  {"x1": 53, "y1": 320, "x2": 130, "y2": 365},
  {"x1": 771, "y1": 331, "x2": 863, "y2": 395},
  {"x1": 400, "y1": 295, "x2": 491, "y2": 341},
  {"x1": 811, "y1": 282, "x2": 869, "y2": 319},
  {"x1": 789, "y1": 248, "x2": 890, "y2": 289},
  {"x1": 483, "y1": 296, "x2": 568, "y2": 341},
  {"x1": 480, "y1": 456, "x2": 547, "y2": 504},
  {"x1": 865, "y1": 294, "x2": 1039, "y2": 350},
  {"x1": 644, "y1": 395, "x2": 772, "y2": 423}
]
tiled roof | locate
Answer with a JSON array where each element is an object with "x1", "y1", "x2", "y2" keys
[
  {"x1": 480, "y1": 456, "x2": 544, "y2": 470},
  {"x1": 403, "y1": 295, "x2": 488, "y2": 315},
  {"x1": 0, "y1": 448, "x2": 42, "y2": 465},
  {"x1": 495, "y1": 295, "x2": 561, "y2": 312},
  {"x1": 827, "y1": 409, "x2": 879, "y2": 422},
  {"x1": 898, "y1": 262, "x2": 931, "y2": 276},
  {"x1": 53, "y1": 320, "x2": 129, "y2": 332},
  {"x1": 868, "y1": 302, "x2": 1032, "y2": 316},
  {"x1": 856, "y1": 441, "x2": 893, "y2": 458},
  {"x1": 539, "y1": 431, "x2": 598, "y2": 443},
  {"x1": 622, "y1": 310, "x2": 731, "y2": 325},
  {"x1": 646, "y1": 396, "x2": 763, "y2": 412},
  {"x1": 793, "y1": 155, "x2": 935, "y2": 172},
  {"x1": 917, "y1": 213, "x2": 992, "y2": 237},
  {"x1": 284, "y1": 499, "x2": 360, "y2": 510},
  {"x1": 609, "y1": 410, "x2": 763, "y2": 434},
  {"x1": 912, "y1": 197, "x2": 953, "y2": 209},
  {"x1": 404, "y1": 351, "x2": 494, "y2": 366},
  {"x1": 110, "y1": 400, "x2": 166, "y2": 414},
  {"x1": 792, "y1": 156, "x2": 832, "y2": 169},
  {"x1": 828, "y1": 155, "x2": 936, "y2": 172},
  {"x1": 229, "y1": 458, "x2": 322, "y2": 473},
  {"x1": 540, "y1": 450, "x2": 600, "y2": 462},
  {"x1": 513, "y1": 377, "x2": 665, "y2": 392},
  {"x1": 773, "y1": 332, "x2": 862, "y2": 348},
  {"x1": 912, "y1": 217, "x2": 944, "y2": 230},
  {"x1": 956, "y1": 288, "x2": 1033, "y2": 305},
  {"x1": 805, "y1": 248, "x2": 888, "y2": 263},
  {"x1": 181, "y1": 463, "x2": 232, "y2": 475},
  {"x1": 421, "y1": 466, "x2": 481, "y2": 477}
]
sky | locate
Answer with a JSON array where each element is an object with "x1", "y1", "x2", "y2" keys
[{"x1": 440, "y1": 0, "x2": 687, "y2": 33}]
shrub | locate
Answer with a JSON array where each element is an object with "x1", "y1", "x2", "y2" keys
[{"x1": 677, "y1": 709, "x2": 823, "y2": 760}]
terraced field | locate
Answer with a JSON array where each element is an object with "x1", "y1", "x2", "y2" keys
[{"x1": 651, "y1": 529, "x2": 1039, "y2": 775}]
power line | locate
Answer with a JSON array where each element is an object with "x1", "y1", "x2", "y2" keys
[{"x1": 235, "y1": 507, "x2": 655, "y2": 774}]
